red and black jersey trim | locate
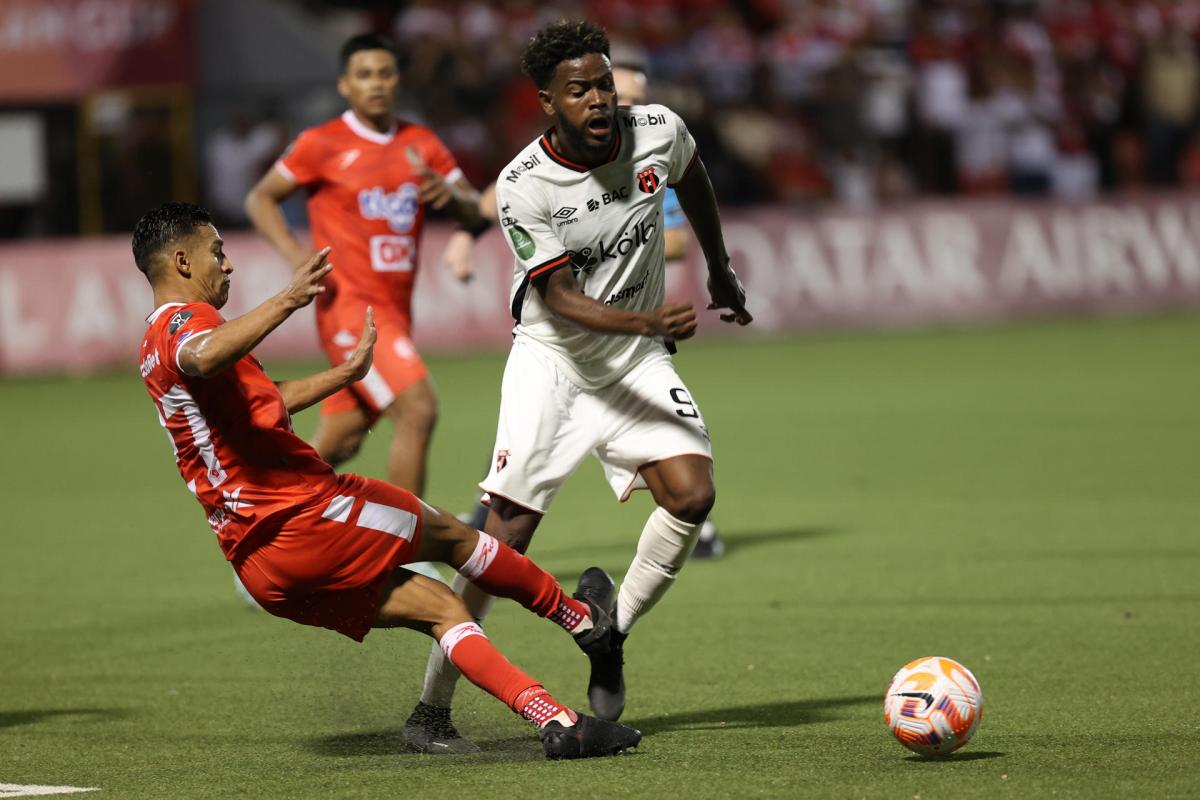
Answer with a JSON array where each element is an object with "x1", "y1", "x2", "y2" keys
[
  {"x1": 538, "y1": 128, "x2": 622, "y2": 172},
  {"x1": 510, "y1": 251, "x2": 574, "y2": 321},
  {"x1": 667, "y1": 149, "x2": 700, "y2": 187}
]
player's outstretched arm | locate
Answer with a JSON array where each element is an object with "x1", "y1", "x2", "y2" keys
[
  {"x1": 276, "y1": 307, "x2": 376, "y2": 414},
  {"x1": 440, "y1": 183, "x2": 501, "y2": 283},
  {"x1": 538, "y1": 267, "x2": 697, "y2": 340},
  {"x1": 245, "y1": 166, "x2": 315, "y2": 267},
  {"x1": 407, "y1": 147, "x2": 484, "y2": 230},
  {"x1": 672, "y1": 159, "x2": 752, "y2": 326},
  {"x1": 178, "y1": 248, "x2": 332, "y2": 378}
]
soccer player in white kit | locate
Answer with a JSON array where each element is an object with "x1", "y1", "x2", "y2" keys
[{"x1": 402, "y1": 19, "x2": 751, "y2": 753}]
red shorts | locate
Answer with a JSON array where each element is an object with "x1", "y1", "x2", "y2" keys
[
  {"x1": 234, "y1": 473, "x2": 425, "y2": 642},
  {"x1": 316, "y1": 298, "x2": 428, "y2": 421}
]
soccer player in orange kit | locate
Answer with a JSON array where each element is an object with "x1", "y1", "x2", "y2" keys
[
  {"x1": 245, "y1": 34, "x2": 486, "y2": 496},
  {"x1": 134, "y1": 201, "x2": 638, "y2": 759}
]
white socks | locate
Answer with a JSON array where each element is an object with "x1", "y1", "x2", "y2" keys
[
  {"x1": 616, "y1": 507, "x2": 702, "y2": 634},
  {"x1": 419, "y1": 572, "x2": 496, "y2": 708}
]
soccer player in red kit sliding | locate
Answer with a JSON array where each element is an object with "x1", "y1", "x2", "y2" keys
[
  {"x1": 133, "y1": 202, "x2": 638, "y2": 759},
  {"x1": 245, "y1": 33, "x2": 485, "y2": 496}
]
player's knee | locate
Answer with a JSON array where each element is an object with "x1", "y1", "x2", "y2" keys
[
  {"x1": 320, "y1": 430, "x2": 365, "y2": 467},
  {"x1": 390, "y1": 388, "x2": 438, "y2": 435},
  {"x1": 438, "y1": 592, "x2": 473, "y2": 629},
  {"x1": 662, "y1": 483, "x2": 715, "y2": 524}
]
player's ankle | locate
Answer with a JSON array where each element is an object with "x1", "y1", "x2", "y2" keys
[{"x1": 515, "y1": 687, "x2": 577, "y2": 729}]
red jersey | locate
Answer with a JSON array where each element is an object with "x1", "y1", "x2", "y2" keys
[
  {"x1": 276, "y1": 110, "x2": 461, "y2": 316},
  {"x1": 140, "y1": 302, "x2": 336, "y2": 561}
]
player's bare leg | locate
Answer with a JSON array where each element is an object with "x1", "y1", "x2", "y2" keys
[
  {"x1": 375, "y1": 567, "x2": 639, "y2": 758},
  {"x1": 582, "y1": 454, "x2": 714, "y2": 721},
  {"x1": 383, "y1": 378, "x2": 437, "y2": 496},
  {"x1": 312, "y1": 407, "x2": 372, "y2": 468}
]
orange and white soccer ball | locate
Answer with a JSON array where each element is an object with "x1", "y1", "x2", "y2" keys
[{"x1": 884, "y1": 656, "x2": 983, "y2": 756}]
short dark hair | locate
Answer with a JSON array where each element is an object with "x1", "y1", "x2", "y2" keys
[
  {"x1": 132, "y1": 202, "x2": 212, "y2": 278},
  {"x1": 521, "y1": 20, "x2": 610, "y2": 89},
  {"x1": 340, "y1": 33, "x2": 398, "y2": 72}
]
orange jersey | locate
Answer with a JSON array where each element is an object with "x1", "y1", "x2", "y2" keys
[
  {"x1": 276, "y1": 111, "x2": 462, "y2": 315},
  {"x1": 140, "y1": 302, "x2": 337, "y2": 561}
]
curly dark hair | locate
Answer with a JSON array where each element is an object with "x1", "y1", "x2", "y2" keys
[
  {"x1": 521, "y1": 19, "x2": 610, "y2": 89},
  {"x1": 132, "y1": 202, "x2": 212, "y2": 278}
]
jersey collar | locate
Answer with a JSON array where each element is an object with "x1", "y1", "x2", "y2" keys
[
  {"x1": 538, "y1": 127, "x2": 622, "y2": 172},
  {"x1": 341, "y1": 110, "x2": 398, "y2": 145},
  {"x1": 146, "y1": 302, "x2": 185, "y2": 324}
]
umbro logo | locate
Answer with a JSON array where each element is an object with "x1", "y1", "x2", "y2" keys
[{"x1": 552, "y1": 206, "x2": 577, "y2": 219}]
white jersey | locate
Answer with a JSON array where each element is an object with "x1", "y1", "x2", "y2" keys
[{"x1": 495, "y1": 104, "x2": 699, "y2": 390}]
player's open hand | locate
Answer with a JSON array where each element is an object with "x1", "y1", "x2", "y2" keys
[
  {"x1": 282, "y1": 246, "x2": 333, "y2": 309},
  {"x1": 407, "y1": 146, "x2": 454, "y2": 210},
  {"x1": 343, "y1": 307, "x2": 377, "y2": 383},
  {"x1": 706, "y1": 265, "x2": 752, "y2": 326},
  {"x1": 649, "y1": 302, "x2": 698, "y2": 341},
  {"x1": 441, "y1": 230, "x2": 476, "y2": 282}
]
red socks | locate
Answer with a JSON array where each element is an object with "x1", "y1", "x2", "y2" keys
[
  {"x1": 438, "y1": 622, "x2": 572, "y2": 727},
  {"x1": 458, "y1": 532, "x2": 592, "y2": 634}
]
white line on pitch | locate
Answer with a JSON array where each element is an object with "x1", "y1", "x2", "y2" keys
[{"x1": 0, "y1": 785, "x2": 100, "y2": 798}]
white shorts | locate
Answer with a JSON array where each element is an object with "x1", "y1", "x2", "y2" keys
[{"x1": 479, "y1": 340, "x2": 713, "y2": 513}]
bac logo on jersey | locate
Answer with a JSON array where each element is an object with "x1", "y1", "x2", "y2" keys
[
  {"x1": 586, "y1": 186, "x2": 629, "y2": 212},
  {"x1": 637, "y1": 167, "x2": 659, "y2": 194},
  {"x1": 359, "y1": 184, "x2": 419, "y2": 233},
  {"x1": 168, "y1": 310, "x2": 192, "y2": 334}
]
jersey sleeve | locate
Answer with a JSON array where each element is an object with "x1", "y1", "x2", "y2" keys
[
  {"x1": 275, "y1": 128, "x2": 324, "y2": 186},
  {"x1": 495, "y1": 179, "x2": 571, "y2": 283},
  {"x1": 414, "y1": 130, "x2": 464, "y2": 183},
  {"x1": 665, "y1": 109, "x2": 699, "y2": 187},
  {"x1": 165, "y1": 303, "x2": 224, "y2": 373}
]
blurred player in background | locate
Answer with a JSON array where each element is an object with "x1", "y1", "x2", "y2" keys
[
  {"x1": 404, "y1": 19, "x2": 751, "y2": 753},
  {"x1": 245, "y1": 34, "x2": 485, "y2": 499},
  {"x1": 440, "y1": 47, "x2": 725, "y2": 560},
  {"x1": 133, "y1": 202, "x2": 640, "y2": 759}
]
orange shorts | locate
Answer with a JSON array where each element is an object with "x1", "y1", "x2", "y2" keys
[
  {"x1": 316, "y1": 299, "x2": 428, "y2": 421},
  {"x1": 234, "y1": 473, "x2": 425, "y2": 642}
]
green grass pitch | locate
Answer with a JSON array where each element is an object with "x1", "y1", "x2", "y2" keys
[{"x1": 2, "y1": 315, "x2": 1198, "y2": 799}]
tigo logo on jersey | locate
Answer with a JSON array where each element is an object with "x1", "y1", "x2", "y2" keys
[
  {"x1": 358, "y1": 184, "x2": 419, "y2": 233},
  {"x1": 509, "y1": 225, "x2": 536, "y2": 259},
  {"x1": 637, "y1": 167, "x2": 659, "y2": 194}
]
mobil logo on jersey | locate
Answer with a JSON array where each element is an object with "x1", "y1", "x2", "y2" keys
[{"x1": 358, "y1": 183, "x2": 420, "y2": 233}]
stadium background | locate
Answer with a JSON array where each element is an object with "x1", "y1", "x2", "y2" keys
[{"x1": 1, "y1": 1, "x2": 1198, "y2": 798}]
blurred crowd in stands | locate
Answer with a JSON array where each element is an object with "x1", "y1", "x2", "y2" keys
[{"x1": 270, "y1": 0, "x2": 1200, "y2": 213}]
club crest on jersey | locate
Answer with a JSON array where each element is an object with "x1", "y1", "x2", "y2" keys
[
  {"x1": 358, "y1": 184, "x2": 420, "y2": 233},
  {"x1": 637, "y1": 167, "x2": 659, "y2": 194},
  {"x1": 168, "y1": 310, "x2": 192, "y2": 334}
]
